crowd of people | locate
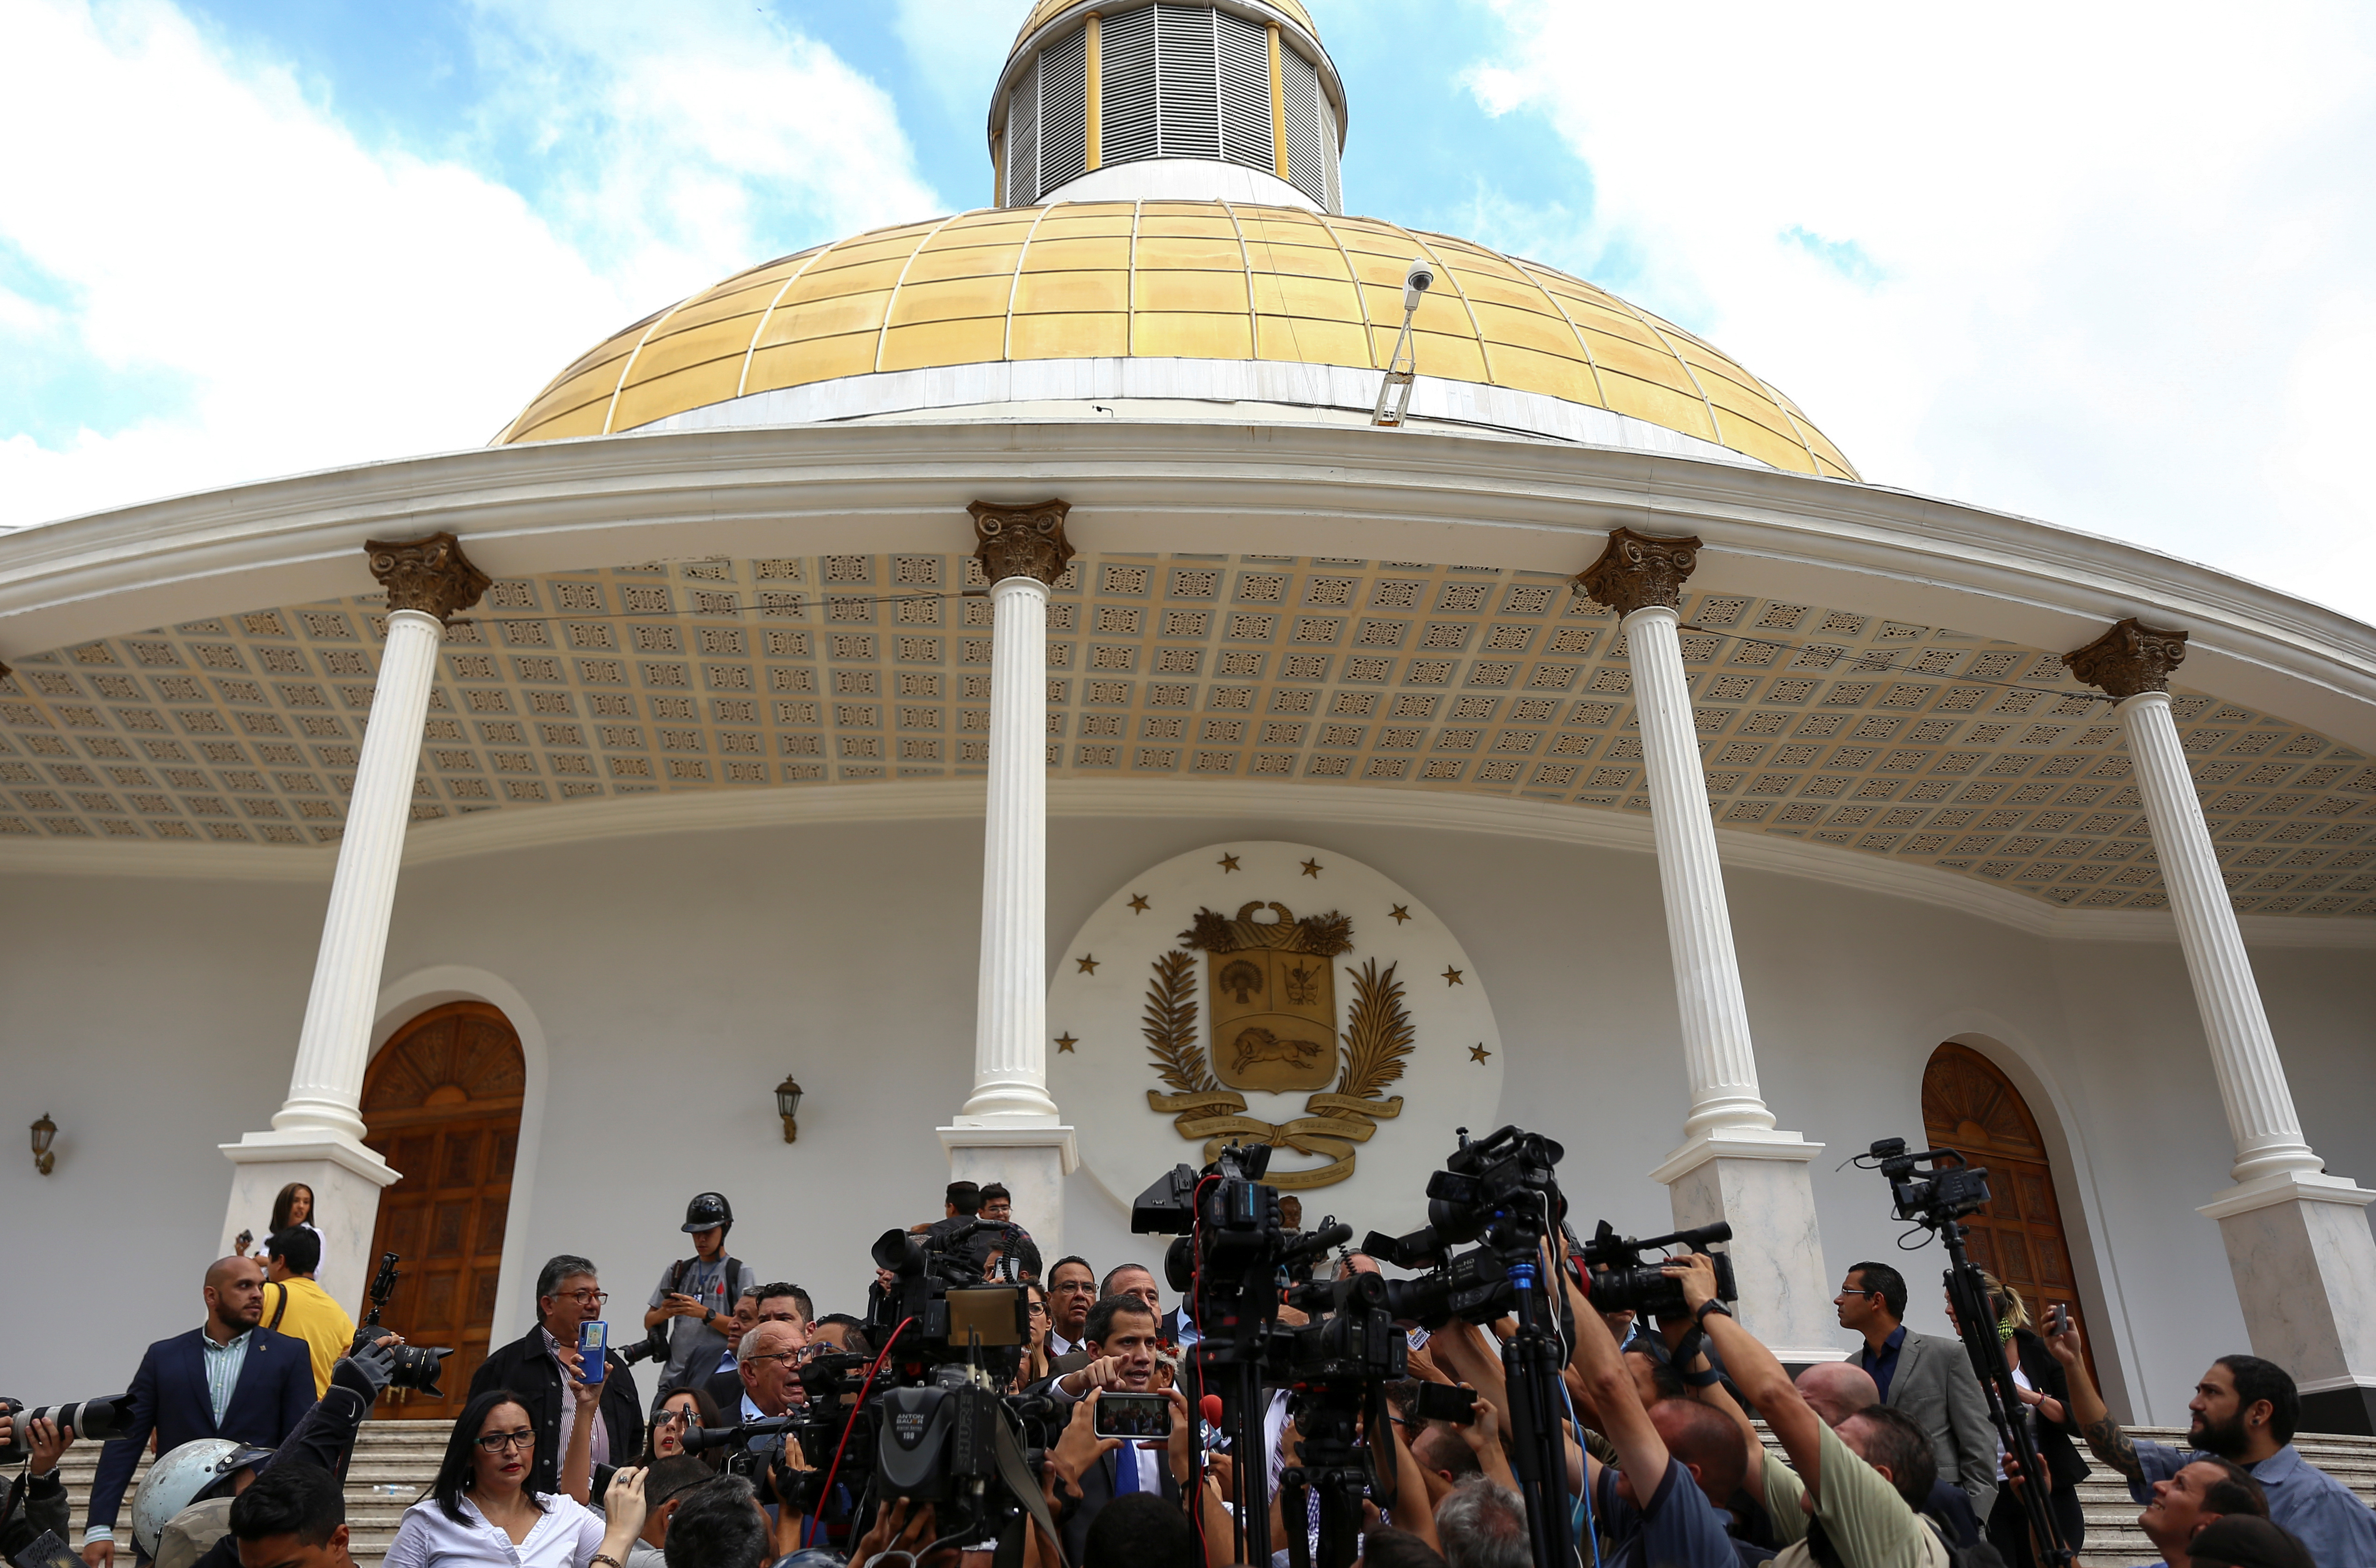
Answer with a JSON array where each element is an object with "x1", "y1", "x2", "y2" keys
[{"x1": 6, "y1": 1177, "x2": 2373, "y2": 1568}]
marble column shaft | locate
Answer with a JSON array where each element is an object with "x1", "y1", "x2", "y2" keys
[
  {"x1": 2117, "y1": 690, "x2": 2320, "y2": 1181},
  {"x1": 1622, "y1": 604, "x2": 1775, "y2": 1137},
  {"x1": 963, "y1": 571, "x2": 1063, "y2": 1124},
  {"x1": 276, "y1": 607, "x2": 447, "y2": 1140}
]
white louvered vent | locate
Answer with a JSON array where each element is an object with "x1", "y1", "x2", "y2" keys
[
  {"x1": 1007, "y1": 54, "x2": 1041, "y2": 204},
  {"x1": 1099, "y1": 6, "x2": 1160, "y2": 165},
  {"x1": 1279, "y1": 45, "x2": 1322, "y2": 205},
  {"x1": 1039, "y1": 28, "x2": 1089, "y2": 190},
  {"x1": 1215, "y1": 10, "x2": 1275, "y2": 173},
  {"x1": 1155, "y1": 3, "x2": 1221, "y2": 159}
]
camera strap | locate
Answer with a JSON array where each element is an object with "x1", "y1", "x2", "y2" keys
[
  {"x1": 266, "y1": 1283, "x2": 289, "y2": 1332},
  {"x1": 989, "y1": 1411, "x2": 1070, "y2": 1568}
]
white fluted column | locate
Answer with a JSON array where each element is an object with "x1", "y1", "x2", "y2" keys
[
  {"x1": 275, "y1": 607, "x2": 447, "y2": 1140},
  {"x1": 1624, "y1": 602, "x2": 1775, "y2": 1138},
  {"x1": 943, "y1": 501, "x2": 1078, "y2": 1257},
  {"x1": 963, "y1": 571, "x2": 1063, "y2": 1124},
  {"x1": 219, "y1": 533, "x2": 488, "y2": 1312},
  {"x1": 2118, "y1": 690, "x2": 2324, "y2": 1183},
  {"x1": 2069, "y1": 621, "x2": 2376, "y2": 1431},
  {"x1": 1578, "y1": 530, "x2": 1836, "y2": 1362}
]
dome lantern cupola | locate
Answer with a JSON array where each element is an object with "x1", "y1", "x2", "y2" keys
[{"x1": 992, "y1": 0, "x2": 1346, "y2": 212}]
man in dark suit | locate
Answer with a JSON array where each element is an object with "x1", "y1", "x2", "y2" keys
[
  {"x1": 468, "y1": 1253, "x2": 643, "y2": 1497},
  {"x1": 1836, "y1": 1260, "x2": 1998, "y2": 1519},
  {"x1": 1049, "y1": 1295, "x2": 1180, "y2": 1564},
  {"x1": 82, "y1": 1256, "x2": 317, "y2": 1567}
]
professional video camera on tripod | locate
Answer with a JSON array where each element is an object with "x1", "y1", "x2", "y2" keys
[
  {"x1": 1361, "y1": 1124, "x2": 1578, "y2": 1568},
  {"x1": 688, "y1": 1215, "x2": 1063, "y2": 1563},
  {"x1": 1860, "y1": 1137, "x2": 2073, "y2": 1568},
  {"x1": 1132, "y1": 1141, "x2": 1357, "y2": 1568}
]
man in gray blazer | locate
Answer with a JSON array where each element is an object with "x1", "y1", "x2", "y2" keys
[{"x1": 1838, "y1": 1259, "x2": 1998, "y2": 1519}]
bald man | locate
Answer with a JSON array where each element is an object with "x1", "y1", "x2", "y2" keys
[
  {"x1": 83, "y1": 1257, "x2": 317, "y2": 1567},
  {"x1": 735, "y1": 1320, "x2": 809, "y2": 1422},
  {"x1": 1789, "y1": 1360, "x2": 1983, "y2": 1551}
]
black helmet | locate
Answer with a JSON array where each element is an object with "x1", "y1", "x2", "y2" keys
[{"x1": 683, "y1": 1192, "x2": 733, "y2": 1234}]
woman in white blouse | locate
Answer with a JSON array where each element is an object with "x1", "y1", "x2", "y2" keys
[{"x1": 384, "y1": 1385, "x2": 608, "y2": 1568}]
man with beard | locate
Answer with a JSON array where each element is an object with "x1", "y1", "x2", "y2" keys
[{"x1": 2043, "y1": 1316, "x2": 2376, "y2": 1568}]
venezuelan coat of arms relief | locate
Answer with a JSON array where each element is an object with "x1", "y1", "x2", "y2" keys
[{"x1": 1049, "y1": 843, "x2": 1503, "y2": 1222}]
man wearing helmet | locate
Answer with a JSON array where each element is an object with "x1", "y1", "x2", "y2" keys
[{"x1": 643, "y1": 1193, "x2": 759, "y2": 1408}]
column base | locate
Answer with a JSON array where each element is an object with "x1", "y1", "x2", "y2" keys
[
  {"x1": 220, "y1": 1129, "x2": 401, "y2": 1317},
  {"x1": 2198, "y1": 1173, "x2": 2376, "y2": 1432},
  {"x1": 939, "y1": 1125, "x2": 1081, "y2": 1263},
  {"x1": 1652, "y1": 1129, "x2": 1842, "y2": 1364}
]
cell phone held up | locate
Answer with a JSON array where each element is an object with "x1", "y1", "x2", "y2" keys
[
  {"x1": 2046, "y1": 1302, "x2": 2070, "y2": 1335},
  {"x1": 578, "y1": 1321, "x2": 608, "y2": 1384},
  {"x1": 1410, "y1": 1383, "x2": 1479, "y2": 1427},
  {"x1": 1093, "y1": 1391, "x2": 1172, "y2": 1440}
]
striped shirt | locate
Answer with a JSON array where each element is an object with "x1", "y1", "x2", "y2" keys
[{"x1": 201, "y1": 1330, "x2": 254, "y2": 1426}]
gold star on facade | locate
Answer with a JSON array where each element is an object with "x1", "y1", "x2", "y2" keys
[
  {"x1": 1389, "y1": 904, "x2": 1412, "y2": 924},
  {"x1": 1469, "y1": 1043, "x2": 1492, "y2": 1063},
  {"x1": 1442, "y1": 966, "x2": 1465, "y2": 985},
  {"x1": 1218, "y1": 853, "x2": 1240, "y2": 871},
  {"x1": 1076, "y1": 954, "x2": 1100, "y2": 974},
  {"x1": 1055, "y1": 1033, "x2": 1078, "y2": 1053},
  {"x1": 1300, "y1": 858, "x2": 1324, "y2": 878},
  {"x1": 1128, "y1": 894, "x2": 1150, "y2": 913}
]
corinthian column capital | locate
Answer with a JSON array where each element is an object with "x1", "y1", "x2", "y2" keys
[
  {"x1": 365, "y1": 532, "x2": 491, "y2": 624},
  {"x1": 970, "y1": 499, "x2": 1075, "y2": 587},
  {"x1": 1572, "y1": 528, "x2": 1703, "y2": 617},
  {"x1": 2064, "y1": 616, "x2": 2188, "y2": 699}
]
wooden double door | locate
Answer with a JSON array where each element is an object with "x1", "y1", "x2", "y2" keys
[
  {"x1": 1921, "y1": 1042, "x2": 2100, "y2": 1388},
  {"x1": 361, "y1": 1002, "x2": 526, "y2": 1419}
]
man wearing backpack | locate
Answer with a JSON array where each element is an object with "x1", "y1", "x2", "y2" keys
[{"x1": 642, "y1": 1192, "x2": 757, "y2": 1406}]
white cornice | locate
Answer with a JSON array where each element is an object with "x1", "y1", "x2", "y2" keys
[
  {"x1": 3, "y1": 778, "x2": 2369, "y2": 949},
  {"x1": 4, "y1": 420, "x2": 2369, "y2": 750}
]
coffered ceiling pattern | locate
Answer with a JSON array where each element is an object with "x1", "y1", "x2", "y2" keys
[{"x1": 3, "y1": 553, "x2": 2372, "y2": 917}]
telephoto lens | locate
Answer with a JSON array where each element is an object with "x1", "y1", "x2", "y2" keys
[{"x1": 0, "y1": 1397, "x2": 132, "y2": 1463}]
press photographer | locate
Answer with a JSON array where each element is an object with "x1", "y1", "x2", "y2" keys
[{"x1": 0, "y1": 1406, "x2": 75, "y2": 1560}]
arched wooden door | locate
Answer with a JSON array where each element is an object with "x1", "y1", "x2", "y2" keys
[
  {"x1": 361, "y1": 1002, "x2": 526, "y2": 1419},
  {"x1": 1922, "y1": 1043, "x2": 2100, "y2": 1388}
]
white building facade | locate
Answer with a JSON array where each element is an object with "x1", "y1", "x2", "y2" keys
[{"x1": 4, "y1": 0, "x2": 2375, "y2": 1437}]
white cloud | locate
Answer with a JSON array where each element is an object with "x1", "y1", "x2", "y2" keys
[
  {"x1": 893, "y1": 0, "x2": 1029, "y2": 133},
  {"x1": 0, "y1": 0, "x2": 940, "y2": 530},
  {"x1": 462, "y1": 0, "x2": 944, "y2": 305},
  {"x1": 1461, "y1": 0, "x2": 2376, "y2": 622}
]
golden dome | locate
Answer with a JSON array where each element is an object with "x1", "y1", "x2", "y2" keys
[
  {"x1": 494, "y1": 200, "x2": 1856, "y2": 480},
  {"x1": 1012, "y1": 0, "x2": 1318, "y2": 50}
]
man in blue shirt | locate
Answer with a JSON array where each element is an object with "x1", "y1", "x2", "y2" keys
[
  {"x1": 1566, "y1": 1252, "x2": 1739, "y2": 1567},
  {"x1": 2043, "y1": 1317, "x2": 2376, "y2": 1568}
]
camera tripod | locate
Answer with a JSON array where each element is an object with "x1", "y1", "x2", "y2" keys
[
  {"x1": 1275, "y1": 1383, "x2": 1385, "y2": 1568},
  {"x1": 1936, "y1": 1216, "x2": 2073, "y2": 1567},
  {"x1": 1494, "y1": 1234, "x2": 1580, "y2": 1568}
]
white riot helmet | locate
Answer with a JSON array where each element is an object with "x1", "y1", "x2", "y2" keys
[{"x1": 131, "y1": 1437, "x2": 272, "y2": 1556}]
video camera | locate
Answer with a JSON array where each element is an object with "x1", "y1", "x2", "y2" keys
[
  {"x1": 1361, "y1": 1124, "x2": 1568, "y2": 1329},
  {"x1": 1577, "y1": 1219, "x2": 1739, "y2": 1319},
  {"x1": 737, "y1": 1222, "x2": 1061, "y2": 1557},
  {"x1": 350, "y1": 1253, "x2": 454, "y2": 1397},
  {"x1": 0, "y1": 1397, "x2": 130, "y2": 1464},
  {"x1": 1867, "y1": 1137, "x2": 1992, "y2": 1225}
]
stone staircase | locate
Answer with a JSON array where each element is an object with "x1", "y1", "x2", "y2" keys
[
  {"x1": 45, "y1": 1418, "x2": 2376, "y2": 1566},
  {"x1": 53, "y1": 1418, "x2": 452, "y2": 1568}
]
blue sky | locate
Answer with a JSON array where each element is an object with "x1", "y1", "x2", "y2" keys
[{"x1": 4, "y1": 0, "x2": 2375, "y2": 624}]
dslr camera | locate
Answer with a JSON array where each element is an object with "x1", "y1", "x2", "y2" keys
[
  {"x1": 0, "y1": 1397, "x2": 130, "y2": 1463},
  {"x1": 350, "y1": 1253, "x2": 454, "y2": 1396},
  {"x1": 1577, "y1": 1220, "x2": 1738, "y2": 1319}
]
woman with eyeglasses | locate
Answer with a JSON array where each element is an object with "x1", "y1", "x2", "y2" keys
[
  {"x1": 384, "y1": 1387, "x2": 607, "y2": 1568},
  {"x1": 1010, "y1": 1282, "x2": 1053, "y2": 1393},
  {"x1": 644, "y1": 1386, "x2": 724, "y2": 1471}
]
